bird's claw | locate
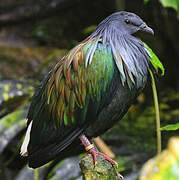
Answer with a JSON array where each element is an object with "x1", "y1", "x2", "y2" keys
[
  {"x1": 88, "y1": 148, "x2": 118, "y2": 167},
  {"x1": 117, "y1": 172, "x2": 124, "y2": 179},
  {"x1": 88, "y1": 148, "x2": 97, "y2": 165},
  {"x1": 88, "y1": 148, "x2": 124, "y2": 179},
  {"x1": 80, "y1": 135, "x2": 123, "y2": 178}
]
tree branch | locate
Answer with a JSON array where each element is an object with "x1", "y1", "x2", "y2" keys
[{"x1": 0, "y1": 0, "x2": 79, "y2": 26}]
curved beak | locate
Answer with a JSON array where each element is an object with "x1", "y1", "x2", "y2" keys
[{"x1": 140, "y1": 23, "x2": 154, "y2": 35}]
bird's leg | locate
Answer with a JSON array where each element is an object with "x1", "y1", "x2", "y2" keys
[{"x1": 79, "y1": 134, "x2": 119, "y2": 167}]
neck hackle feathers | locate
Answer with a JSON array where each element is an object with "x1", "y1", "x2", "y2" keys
[{"x1": 67, "y1": 11, "x2": 153, "y2": 88}]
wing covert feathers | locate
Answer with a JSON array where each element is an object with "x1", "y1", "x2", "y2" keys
[{"x1": 45, "y1": 36, "x2": 115, "y2": 128}]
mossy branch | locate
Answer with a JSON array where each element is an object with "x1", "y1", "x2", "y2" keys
[
  {"x1": 34, "y1": 169, "x2": 39, "y2": 180},
  {"x1": 79, "y1": 154, "x2": 119, "y2": 180}
]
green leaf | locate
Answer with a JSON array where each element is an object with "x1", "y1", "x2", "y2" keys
[
  {"x1": 144, "y1": 0, "x2": 149, "y2": 4},
  {"x1": 160, "y1": 0, "x2": 179, "y2": 11},
  {"x1": 82, "y1": 25, "x2": 97, "y2": 35},
  {"x1": 160, "y1": 0, "x2": 179, "y2": 18},
  {"x1": 160, "y1": 123, "x2": 179, "y2": 131},
  {"x1": 145, "y1": 0, "x2": 179, "y2": 19},
  {"x1": 144, "y1": 43, "x2": 165, "y2": 76}
]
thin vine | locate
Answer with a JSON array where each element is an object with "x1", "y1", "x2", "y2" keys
[{"x1": 149, "y1": 69, "x2": 161, "y2": 154}]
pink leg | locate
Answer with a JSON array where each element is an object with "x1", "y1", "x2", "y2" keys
[{"x1": 79, "y1": 134, "x2": 124, "y2": 179}]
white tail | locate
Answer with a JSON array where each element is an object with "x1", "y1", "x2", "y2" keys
[{"x1": 20, "y1": 120, "x2": 33, "y2": 156}]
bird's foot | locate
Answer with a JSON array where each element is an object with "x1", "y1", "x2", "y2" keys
[
  {"x1": 79, "y1": 134, "x2": 123, "y2": 179},
  {"x1": 88, "y1": 148, "x2": 123, "y2": 179},
  {"x1": 88, "y1": 147, "x2": 118, "y2": 167}
]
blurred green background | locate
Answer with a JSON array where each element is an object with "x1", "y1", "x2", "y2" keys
[{"x1": 0, "y1": 0, "x2": 178, "y2": 179}]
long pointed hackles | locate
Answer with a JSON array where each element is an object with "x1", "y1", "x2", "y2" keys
[{"x1": 46, "y1": 35, "x2": 103, "y2": 127}]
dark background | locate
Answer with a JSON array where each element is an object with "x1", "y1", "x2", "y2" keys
[{"x1": 0, "y1": 0, "x2": 178, "y2": 179}]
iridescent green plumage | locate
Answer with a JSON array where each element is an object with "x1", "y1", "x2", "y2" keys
[
  {"x1": 36, "y1": 38, "x2": 116, "y2": 127},
  {"x1": 35, "y1": 39, "x2": 165, "y2": 128}
]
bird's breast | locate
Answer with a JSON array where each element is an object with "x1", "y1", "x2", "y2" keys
[{"x1": 85, "y1": 71, "x2": 148, "y2": 138}]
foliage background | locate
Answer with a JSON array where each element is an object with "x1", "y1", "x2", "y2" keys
[{"x1": 0, "y1": 0, "x2": 178, "y2": 179}]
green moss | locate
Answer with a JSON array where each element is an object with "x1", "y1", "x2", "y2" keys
[
  {"x1": 0, "y1": 46, "x2": 66, "y2": 78},
  {"x1": 0, "y1": 106, "x2": 26, "y2": 131},
  {"x1": 80, "y1": 155, "x2": 119, "y2": 180}
]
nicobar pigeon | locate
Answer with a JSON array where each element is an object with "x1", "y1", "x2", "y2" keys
[{"x1": 21, "y1": 11, "x2": 161, "y2": 171}]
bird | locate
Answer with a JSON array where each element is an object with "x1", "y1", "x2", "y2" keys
[{"x1": 20, "y1": 11, "x2": 159, "y2": 171}]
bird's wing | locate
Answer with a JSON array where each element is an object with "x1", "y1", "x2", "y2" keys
[
  {"x1": 28, "y1": 37, "x2": 115, "y2": 128},
  {"x1": 25, "y1": 36, "x2": 117, "y2": 168}
]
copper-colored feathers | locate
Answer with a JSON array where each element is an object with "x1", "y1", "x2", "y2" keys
[{"x1": 45, "y1": 37, "x2": 115, "y2": 128}]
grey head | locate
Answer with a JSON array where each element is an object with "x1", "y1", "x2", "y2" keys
[
  {"x1": 87, "y1": 11, "x2": 154, "y2": 88},
  {"x1": 95, "y1": 11, "x2": 154, "y2": 36}
]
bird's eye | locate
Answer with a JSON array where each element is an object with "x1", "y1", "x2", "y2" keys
[{"x1": 125, "y1": 19, "x2": 130, "y2": 24}]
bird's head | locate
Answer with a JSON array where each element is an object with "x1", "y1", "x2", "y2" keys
[{"x1": 98, "y1": 11, "x2": 154, "y2": 36}]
